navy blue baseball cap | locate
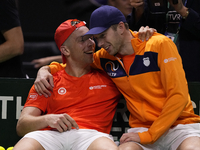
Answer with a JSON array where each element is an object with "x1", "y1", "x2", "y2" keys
[{"x1": 85, "y1": 5, "x2": 127, "y2": 35}]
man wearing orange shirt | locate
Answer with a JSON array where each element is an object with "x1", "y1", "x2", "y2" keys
[{"x1": 13, "y1": 19, "x2": 122, "y2": 150}]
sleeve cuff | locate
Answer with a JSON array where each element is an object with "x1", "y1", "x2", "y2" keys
[{"x1": 138, "y1": 131, "x2": 153, "y2": 144}]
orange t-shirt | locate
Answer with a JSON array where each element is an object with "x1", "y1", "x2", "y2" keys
[
  {"x1": 117, "y1": 53, "x2": 136, "y2": 74},
  {"x1": 25, "y1": 69, "x2": 121, "y2": 134}
]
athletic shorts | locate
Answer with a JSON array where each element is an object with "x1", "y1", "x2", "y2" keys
[
  {"x1": 23, "y1": 129, "x2": 113, "y2": 150},
  {"x1": 127, "y1": 123, "x2": 200, "y2": 150}
]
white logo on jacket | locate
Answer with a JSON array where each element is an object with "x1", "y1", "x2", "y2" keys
[
  {"x1": 164, "y1": 57, "x2": 177, "y2": 63},
  {"x1": 143, "y1": 57, "x2": 150, "y2": 67},
  {"x1": 105, "y1": 61, "x2": 119, "y2": 71}
]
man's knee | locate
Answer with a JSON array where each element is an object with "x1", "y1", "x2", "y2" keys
[
  {"x1": 118, "y1": 142, "x2": 143, "y2": 150},
  {"x1": 178, "y1": 144, "x2": 200, "y2": 150},
  {"x1": 87, "y1": 137, "x2": 118, "y2": 150},
  {"x1": 177, "y1": 137, "x2": 200, "y2": 150},
  {"x1": 13, "y1": 138, "x2": 44, "y2": 150}
]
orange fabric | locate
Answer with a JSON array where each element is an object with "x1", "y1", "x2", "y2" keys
[
  {"x1": 92, "y1": 31, "x2": 200, "y2": 144},
  {"x1": 118, "y1": 53, "x2": 135, "y2": 74},
  {"x1": 49, "y1": 31, "x2": 200, "y2": 144},
  {"x1": 25, "y1": 69, "x2": 121, "y2": 134},
  {"x1": 50, "y1": 62, "x2": 66, "y2": 75}
]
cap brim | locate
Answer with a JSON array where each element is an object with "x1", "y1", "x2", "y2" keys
[{"x1": 84, "y1": 27, "x2": 108, "y2": 36}]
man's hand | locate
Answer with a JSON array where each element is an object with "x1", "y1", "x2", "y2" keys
[
  {"x1": 120, "y1": 132, "x2": 140, "y2": 144},
  {"x1": 31, "y1": 57, "x2": 52, "y2": 69},
  {"x1": 45, "y1": 113, "x2": 79, "y2": 132},
  {"x1": 130, "y1": 0, "x2": 145, "y2": 22},
  {"x1": 168, "y1": 0, "x2": 188, "y2": 18},
  {"x1": 130, "y1": 0, "x2": 144, "y2": 9},
  {"x1": 31, "y1": 56, "x2": 62, "y2": 69},
  {"x1": 34, "y1": 66, "x2": 54, "y2": 97},
  {"x1": 168, "y1": 0, "x2": 184, "y2": 12},
  {"x1": 136, "y1": 26, "x2": 157, "y2": 42}
]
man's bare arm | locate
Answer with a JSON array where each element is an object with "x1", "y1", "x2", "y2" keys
[
  {"x1": 34, "y1": 66, "x2": 54, "y2": 97},
  {"x1": 31, "y1": 55, "x2": 62, "y2": 69},
  {"x1": 0, "y1": 26, "x2": 24, "y2": 63},
  {"x1": 17, "y1": 107, "x2": 79, "y2": 137}
]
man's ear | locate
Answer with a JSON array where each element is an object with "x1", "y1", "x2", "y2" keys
[
  {"x1": 117, "y1": 21, "x2": 126, "y2": 35},
  {"x1": 60, "y1": 46, "x2": 70, "y2": 56}
]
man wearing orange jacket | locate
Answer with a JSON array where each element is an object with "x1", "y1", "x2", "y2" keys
[{"x1": 34, "y1": 5, "x2": 200, "y2": 150}]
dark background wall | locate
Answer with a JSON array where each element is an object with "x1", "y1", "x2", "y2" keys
[
  {"x1": 15, "y1": 0, "x2": 98, "y2": 78},
  {"x1": 17, "y1": 0, "x2": 98, "y2": 41}
]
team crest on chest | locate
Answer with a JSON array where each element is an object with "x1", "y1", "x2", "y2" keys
[
  {"x1": 58, "y1": 87, "x2": 67, "y2": 95},
  {"x1": 143, "y1": 57, "x2": 150, "y2": 67}
]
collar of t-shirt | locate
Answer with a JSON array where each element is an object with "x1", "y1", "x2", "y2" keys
[{"x1": 117, "y1": 53, "x2": 136, "y2": 74}]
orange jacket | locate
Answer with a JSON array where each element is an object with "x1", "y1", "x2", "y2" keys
[{"x1": 50, "y1": 31, "x2": 200, "y2": 144}]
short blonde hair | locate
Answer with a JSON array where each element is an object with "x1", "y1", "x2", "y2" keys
[{"x1": 111, "y1": 22, "x2": 129, "y2": 31}]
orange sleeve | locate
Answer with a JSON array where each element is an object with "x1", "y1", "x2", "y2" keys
[
  {"x1": 49, "y1": 62, "x2": 66, "y2": 75},
  {"x1": 139, "y1": 36, "x2": 189, "y2": 144},
  {"x1": 24, "y1": 85, "x2": 49, "y2": 113}
]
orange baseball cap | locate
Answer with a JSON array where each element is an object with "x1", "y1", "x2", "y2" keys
[{"x1": 54, "y1": 19, "x2": 86, "y2": 64}]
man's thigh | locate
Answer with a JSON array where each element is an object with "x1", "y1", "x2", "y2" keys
[
  {"x1": 177, "y1": 136, "x2": 200, "y2": 150},
  {"x1": 15, "y1": 130, "x2": 65, "y2": 150},
  {"x1": 13, "y1": 137, "x2": 44, "y2": 150},
  {"x1": 118, "y1": 142, "x2": 144, "y2": 150},
  {"x1": 15, "y1": 129, "x2": 115, "y2": 150},
  {"x1": 71, "y1": 129, "x2": 115, "y2": 150},
  {"x1": 121, "y1": 123, "x2": 200, "y2": 150},
  {"x1": 167, "y1": 123, "x2": 200, "y2": 150}
]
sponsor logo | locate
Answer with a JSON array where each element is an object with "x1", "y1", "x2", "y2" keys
[
  {"x1": 105, "y1": 61, "x2": 119, "y2": 77},
  {"x1": 164, "y1": 57, "x2": 177, "y2": 63},
  {"x1": 89, "y1": 85, "x2": 107, "y2": 90},
  {"x1": 107, "y1": 72, "x2": 117, "y2": 77},
  {"x1": 58, "y1": 87, "x2": 67, "y2": 95},
  {"x1": 105, "y1": 61, "x2": 119, "y2": 71},
  {"x1": 143, "y1": 57, "x2": 150, "y2": 67},
  {"x1": 29, "y1": 93, "x2": 38, "y2": 100}
]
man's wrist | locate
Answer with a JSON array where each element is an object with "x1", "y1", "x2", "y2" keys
[
  {"x1": 40, "y1": 65, "x2": 51, "y2": 74},
  {"x1": 182, "y1": 9, "x2": 189, "y2": 19},
  {"x1": 179, "y1": 7, "x2": 189, "y2": 19}
]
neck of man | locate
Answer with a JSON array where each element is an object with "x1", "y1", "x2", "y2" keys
[
  {"x1": 64, "y1": 62, "x2": 91, "y2": 77},
  {"x1": 118, "y1": 30, "x2": 135, "y2": 56}
]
